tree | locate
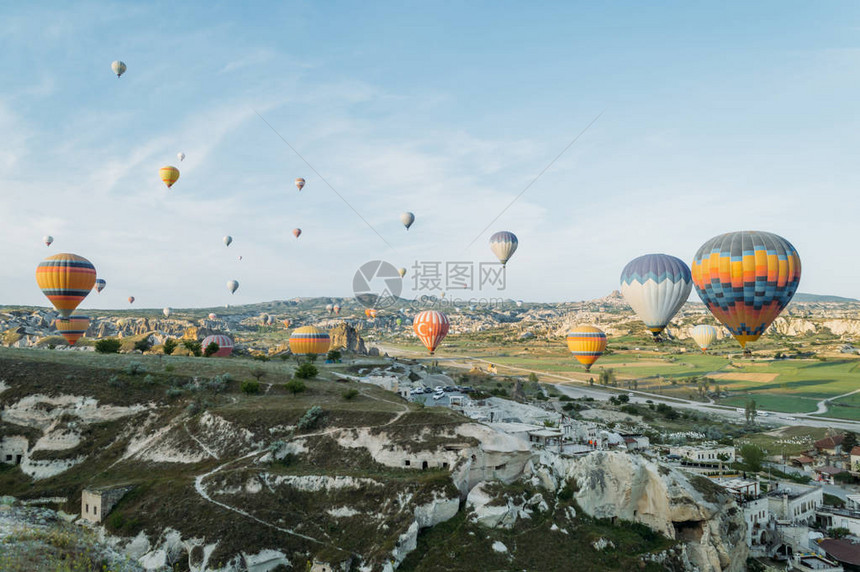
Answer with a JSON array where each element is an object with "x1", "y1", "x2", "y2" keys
[
  {"x1": 745, "y1": 399, "x2": 757, "y2": 424},
  {"x1": 342, "y1": 388, "x2": 359, "y2": 400},
  {"x1": 295, "y1": 363, "x2": 318, "y2": 379},
  {"x1": 241, "y1": 379, "x2": 260, "y2": 394},
  {"x1": 162, "y1": 338, "x2": 177, "y2": 355},
  {"x1": 95, "y1": 338, "x2": 122, "y2": 354},
  {"x1": 183, "y1": 340, "x2": 202, "y2": 357},
  {"x1": 843, "y1": 432, "x2": 857, "y2": 452},
  {"x1": 251, "y1": 367, "x2": 266, "y2": 381},
  {"x1": 528, "y1": 372, "x2": 539, "y2": 383},
  {"x1": 133, "y1": 337, "x2": 151, "y2": 352},
  {"x1": 739, "y1": 444, "x2": 765, "y2": 472},
  {"x1": 203, "y1": 342, "x2": 220, "y2": 357},
  {"x1": 326, "y1": 350, "x2": 342, "y2": 361},
  {"x1": 588, "y1": 377, "x2": 594, "y2": 386},
  {"x1": 285, "y1": 379, "x2": 306, "y2": 394}
]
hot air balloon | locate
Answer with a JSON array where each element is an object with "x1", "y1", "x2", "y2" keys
[
  {"x1": 208, "y1": 313, "x2": 217, "y2": 320},
  {"x1": 692, "y1": 230, "x2": 801, "y2": 348},
  {"x1": 292, "y1": 228, "x2": 302, "y2": 238},
  {"x1": 413, "y1": 310, "x2": 449, "y2": 355},
  {"x1": 620, "y1": 254, "x2": 692, "y2": 340},
  {"x1": 400, "y1": 212, "x2": 415, "y2": 230},
  {"x1": 128, "y1": 296, "x2": 135, "y2": 304},
  {"x1": 35, "y1": 253, "x2": 97, "y2": 318},
  {"x1": 111, "y1": 60, "x2": 127, "y2": 78},
  {"x1": 365, "y1": 308, "x2": 378, "y2": 318},
  {"x1": 43, "y1": 236, "x2": 53, "y2": 247},
  {"x1": 227, "y1": 280, "x2": 239, "y2": 294},
  {"x1": 282, "y1": 319, "x2": 291, "y2": 328},
  {"x1": 160, "y1": 166, "x2": 180, "y2": 189},
  {"x1": 690, "y1": 325, "x2": 718, "y2": 352},
  {"x1": 396, "y1": 318, "x2": 402, "y2": 327},
  {"x1": 489, "y1": 231, "x2": 518, "y2": 267},
  {"x1": 398, "y1": 268, "x2": 407, "y2": 278},
  {"x1": 566, "y1": 325, "x2": 607, "y2": 371},
  {"x1": 325, "y1": 304, "x2": 333, "y2": 314},
  {"x1": 295, "y1": 178, "x2": 305, "y2": 191},
  {"x1": 94, "y1": 279, "x2": 106, "y2": 293},
  {"x1": 260, "y1": 313, "x2": 269, "y2": 325},
  {"x1": 224, "y1": 235, "x2": 233, "y2": 247},
  {"x1": 55, "y1": 315, "x2": 90, "y2": 346},
  {"x1": 201, "y1": 334, "x2": 234, "y2": 357},
  {"x1": 516, "y1": 300, "x2": 523, "y2": 308},
  {"x1": 163, "y1": 307, "x2": 171, "y2": 318},
  {"x1": 178, "y1": 152, "x2": 185, "y2": 162},
  {"x1": 289, "y1": 326, "x2": 331, "y2": 355},
  {"x1": 333, "y1": 304, "x2": 341, "y2": 315},
  {"x1": 238, "y1": 256, "x2": 243, "y2": 261}
]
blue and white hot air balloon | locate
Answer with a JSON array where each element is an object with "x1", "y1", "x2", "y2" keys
[
  {"x1": 489, "y1": 231, "x2": 518, "y2": 267},
  {"x1": 620, "y1": 253, "x2": 692, "y2": 340}
]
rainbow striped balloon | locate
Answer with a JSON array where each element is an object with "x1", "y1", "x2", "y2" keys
[
  {"x1": 36, "y1": 253, "x2": 97, "y2": 318},
  {"x1": 566, "y1": 325, "x2": 607, "y2": 371},
  {"x1": 55, "y1": 315, "x2": 90, "y2": 345},
  {"x1": 290, "y1": 326, "x2": 331, "y2": 355},
  {"x1": 691, "y1": 231, "x2": 801, "y2": 348},
  {"x1": 413, "y1": 310, "x2": 450, "y2": 355}
]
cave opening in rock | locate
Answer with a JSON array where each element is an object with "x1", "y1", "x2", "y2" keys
[{"x1": 673, "y1": 520, "x2": 705, "y2": 542}]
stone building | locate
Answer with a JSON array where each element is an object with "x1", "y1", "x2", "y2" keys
[
  {"x1": 81, "y1": 486, "x2": 133, "y2": 524},
  {"x1": 0, "y1": 435, "x2": 28, "y2": 466}
]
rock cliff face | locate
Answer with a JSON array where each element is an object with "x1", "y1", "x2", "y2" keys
[
  {"x1": 328, "y1": 323, "x2": 368, "y2": 354},
  {"x1": 566, "y1": 451, "x2": 747, "y2": 572}
]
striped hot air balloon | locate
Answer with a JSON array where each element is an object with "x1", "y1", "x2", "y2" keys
[
  {"x1": 620, "y1": 254, "x2": 692, "y2": 339},
  {"x1": 691, "y1": 231, "x2": 801, "y2": 348},
  {"x1": 160, "y1": 166, "x2": 180, "y2": 188},
  {"x1": 201, "y1": 334, "x2": 234, "y2": 357},
  {"x1": 413, "y1": 310, "x2": 449, "y2": 355},
  {"x1": 36, "y1": 253, "x2": 97, "y2": 318},
  {"x1": 333, "y1": 304, "x2": 341, "y2": 315},
  {"x1": 566, "y1": 326, "x2": 607, "y2": 371},
  {"x1": 111, "y1": 60, "x2": 127, "y2": 78},
  {"x1": 290, "y1": 326, "x2": 331, "y2": 355},
  {"x1": 55, "y1": 315, "x2": 90, "y2": 346},
  {"x1": 690, "y1": 324, "x2": 718, "y2": 352},
  {"x1": 400, "y1": 212, "x2": 415, "y2": 230},
  {"x1": 295, "y1": 178, "x2": 305, "y2": 191},
  {"x1": 128, "y1": 296, "x2": 135, "y2": 304},
  {"x1": 489, "y1": 231, "x2": 518, "y2": 267},
  {"x1": 293, "y1": 228, "x2": 302, "y2": 239},
  {"x1": 208, "y1": 313, "x2": 217, "y2": 320},
  {"x1": 94, "y1": 279, "x2": 106, "y2": 293}
]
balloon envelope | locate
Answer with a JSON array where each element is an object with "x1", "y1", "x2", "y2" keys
[
  {"x1": 227, "y1": 280, "x2": 239, "y2": 294},
  {"x1": 36, "y1": 253, "x2": 97, "y2": 318},
  {"x1": 202, "y1": 334, "x2": 234, "y2": 357},
  {"x1": 620, "y1": 254, "x2": 692, "y2": 338},
  {"x1": 690, "y1": 325, "x2": 718, "y2": 352},
  {"x1": 94, "y1": 279, "x2": 106, "y2": 293},
  {"x1": 208, "y1": 313, "x2": 217, "y2": 320},
  {"x1": 177, "y1": 152, "x2": 185, "y2": 161},
  {"x1": 111, "y1": 60, "x2": 127, "y2": 77},
  {"x1": 163, "y1": 307, "x2": 171, "y2": 318},
  {"x1": 566, "y1": 326, "x2": 607, "y2": 371},
  {"x1": 295, "y1": 178, "x2": 305, "y2": 191},
  {"x1": 489, "y1": 231, "x2": 518, "y2": 266},
  {"x1": 128, "y1": 296, "x2": 135, "y2": 304},
  {"x1": 160, "y1": 166, "x2": 180, "y2": 188},
  {"x1": 224, "y1": 235, "x2": 232, "y2": 247},
  {"x1": 43, "y1": 236, "x2": 53, "y2": 247},
  {"x1": 290, "y1": 326, "x2": 331, "y2": 355},
  {"x1": 400, "y1": 212, "x2": 415, "y2": 230},
  {"x1": 691, "y1": 231, "x2": 801, "y2": 347},
  {"x1": 55, "y1": 315, "x2": 90, "y2": 346},
  {"x1": 292, "y1": 228, "x2": 301, "y2": 238},
  {"x1": 398, "y1": 268, "x2": 407, "y2": 278},
  {"x1": 333, "y1": 305, "x2": 340, "y2": 315},
  {"x1": 413, "y1": 310, "x2": 449, "y2": 354}
]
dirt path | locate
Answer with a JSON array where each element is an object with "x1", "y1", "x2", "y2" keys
[{"x1": 807, "y1": 388, "x2": 860, "y2": 416}]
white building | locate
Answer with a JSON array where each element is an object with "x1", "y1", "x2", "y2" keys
[
  {"x1": 669, "y1": 445, "x2": 736, "y2": 464},
  {"x1": 767, "y1": 483, "x2": 823, "y2": 525}
]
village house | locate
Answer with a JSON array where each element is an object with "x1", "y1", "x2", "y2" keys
[
  {"x1": 815, "y1": 435, "x2": 845, "y2": 456},
  {"x1": 767, "y1": 482, "x2": 823, "y2": 525},
  {"x1": 850, "y1": 446, "x2": 860, "y2": 474},
  {"x1": 80, "y1": 486, "x2": 134, "y2": 524},
  {"x1": 711, "y1": 476, "x2": 769, "y2": 552}
]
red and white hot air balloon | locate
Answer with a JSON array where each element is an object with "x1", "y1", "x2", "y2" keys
[{"x1": 412, "y1": 310, "x2": 449, "y2": 355}]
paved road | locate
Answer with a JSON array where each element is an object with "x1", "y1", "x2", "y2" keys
[{"x1": 378, "y1": 344, "x2": 860, "y2": 433}]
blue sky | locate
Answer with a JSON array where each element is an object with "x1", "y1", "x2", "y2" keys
[{"x1": 2, "y1": 2, "x2": 860, "y2": 309}]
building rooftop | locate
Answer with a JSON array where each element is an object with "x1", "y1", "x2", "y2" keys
[
  {"x1": 815, "y1": 435, "x2": 845, "y2": 450},
  {"x1": 820, "y1": 539, "x2": 860, "y2": 567}
]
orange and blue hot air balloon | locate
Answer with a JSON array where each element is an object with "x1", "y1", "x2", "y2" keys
[
  {"x1": 413, "y1": 310, "x2": 449, "y2": 355},
  {"x1": 566, "y1": 325, "x2": 607, "y2": 371},
  {"x1": 36, "y1": 253, "x2": 97, "y2": 318},
  {"x1": 290, "y1": 326, "x2": 331, "y2": 355},
  {"x1": 160, "y1": 166, "x2": 180, "y2": 188},
  {"x1": 691, "y1": 231, "x2": 801, "y2": 348},
  {"x1": 55, "y1": 315, "x2": 90, "y2": 345},
  {"x1": 94, "y1": 279, "x2": 106, "y2": 293}
]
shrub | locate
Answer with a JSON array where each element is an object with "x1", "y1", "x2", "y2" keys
[
  {"x1": 297, "y1": 406, "x2": 323, "y2": 431},
  {"x1": 342, "y1": 388, "x2": 359, "y2": 400},
  {"x1": 327, "y1": 350, "x2": 342, "y2": 361},
  {"x1": 166, "y1": 387, "x2": 184, "y2": 398},
  {"x1": 251, "y1": 367, "x2": 266, "y2": 381},
  {"x1": 95, "y1": 338, "x2": 122, "y2": 354},
  {"x1": 134, "y1": 338, "x2": 151, "y2": 352},
  {"x1": 528, "y1": 372, "x2": 539, "y2": 383},
  {"x1": 164, "y1": 364, "x2": 175, "y2": 373},
  {"x1": 142, "y1": 374, "x2": 155, "y2": 386},
  {"x1": 183, "y1": 340, "x2": 202, "y2": 357},
  {"x1": 162, "y1": 338, "x2": 177, "y2": 355},
  {"x1": 108, "y1": 375, "x2": 122, "y2": 387},
  {"x1": 306, "y1": 353, "x2": 318, "y2": 362},
  {"x1": 241, "y1": 379, "x2": 260, "y2": 394},
  {"x1": 285, "y1": 379, "x2": 306, "y2": 394},
  {"x1": 295, "y1": 363, "x2": 318, "y2": 379},
  {"x1": 203, "y1": 342, "x2": 220, "y2": 357},
  {"x1": 206, "y1": 374, "x2": 231, "y2": 393},
  {"x1": 125, "y1": 361, "x2": 145, "y2": 376}
]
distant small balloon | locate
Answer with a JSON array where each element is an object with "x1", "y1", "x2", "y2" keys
[
  {"x1": 43, "y1": 236, "x2": 53, "y2": 247},
  {"x1": 238, "y1": 255, "x2": 243, "y2": 261},
  {"x1": 398, "y1": 268, "x2": 406, "y2": 278},
  {"x1": 111, "y1": 60, "x2": 127, "y2": 78},
  {"x1": 160, "y1": 166, "x2": 180, "y2": 189},
  {"x1": 292, "y1": 228, "x2": 302, "y2": 238},
  {"x1": 128, "y1": 296, "x2": 135, "y2": 304},
  {"x1": 94, "y1": 279, "x2": 106, "y2": 293},
  {"x1": 163, "y1": 307, "x2": 171, "y2": 318},
  {"x1": 400, "y1": 212, "x2": 415, "y2": 230},
  {"x1": 333, "y1": 304, "x2": 341, "y2": 315},
  {"x1": 224, "y1": 235, "x2": 233, "y2": 247},
  {"x1": 177, "y1": 152, "x2": 185, "y2": 162},
  {"x1": 227, "y1": 280, "x2": 239, "y2": 294},
  {"x1": 295, "y1": 178, "x2": 305, "y2": 191},
  {"x1": 208, "y1": 313, "x2": 217, "y2": 320}
]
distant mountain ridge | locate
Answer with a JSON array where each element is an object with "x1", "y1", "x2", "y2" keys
[{"x1": 792, "y1": 293, "x2": 859, "y2": 303}]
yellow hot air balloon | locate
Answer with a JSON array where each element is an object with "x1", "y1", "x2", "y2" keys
[
  {"x1": 398, "y1": 267, "x2": 406, "y2": 278},
  {"x1": 566, "y1": 325, "x2": 607, "y2": 371},
  {"x1": 690, "y1": 325, "x2": 718, "y2": 353},
  {"x1": 36, "y1": 253, "x2": 97, "y2": 318},
  {"x1": 290, "y1": 326, "x2": 331, "y2": 355},
  {"x1": 160, "y1": 166, "x2": 180, "y2": 188},
  {"x1": 55, "y1": 315, "x2": 90, "y2": 345}
]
